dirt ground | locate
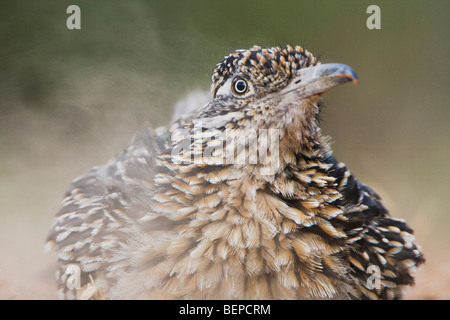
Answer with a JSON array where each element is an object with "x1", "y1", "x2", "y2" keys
[{"x1": 0, "y1": 216, "x2": 448, "y2": 300}]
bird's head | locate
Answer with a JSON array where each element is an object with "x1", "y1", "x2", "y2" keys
[
  {"x1": 170, "y1": 45, "x2": 357, "y2": 173},
  {"x1": 195, "y1": 45, "x2": 357, "y2": 146}
]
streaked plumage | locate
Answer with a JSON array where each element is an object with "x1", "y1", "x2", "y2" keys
[{"x1": 46, "y1": 45, "x2": 424, "y2": 299}]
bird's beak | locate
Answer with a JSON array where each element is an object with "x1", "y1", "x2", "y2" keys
[{"x1": 281, "y1": 63, "x2": 358, "y2": 98}]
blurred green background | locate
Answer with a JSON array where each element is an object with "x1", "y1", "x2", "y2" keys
[{"x1": 0, "y1": 0, "x2": 448, "y2": 299}]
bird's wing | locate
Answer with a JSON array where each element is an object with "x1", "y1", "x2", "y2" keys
[
  {"x1": 46, "y1": 126, "x2": 170, "y2": 299},
  {"x1": 325, "y1": 155, "x2": 425, "y2": 299}
]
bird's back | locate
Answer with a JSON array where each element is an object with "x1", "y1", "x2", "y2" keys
[{"x1": 46, "y1": 126, "x2": 170, "y2": 299}]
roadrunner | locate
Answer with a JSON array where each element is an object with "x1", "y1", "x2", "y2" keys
[{"x1": 46, "y1": 45, "x2": 424, "y2": 299}]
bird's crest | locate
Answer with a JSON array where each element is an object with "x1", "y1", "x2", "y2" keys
[{"x1": 211, "y1": 45, "x2": 317, "y2": 97}]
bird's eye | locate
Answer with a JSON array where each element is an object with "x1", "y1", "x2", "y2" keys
[{"x1": 232, "y1": 78, "x2": 248, "y2": 95}]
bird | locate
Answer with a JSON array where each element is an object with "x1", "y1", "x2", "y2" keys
[{"x1": 46, "y1": 45, "x2": 424, "y2": 300}]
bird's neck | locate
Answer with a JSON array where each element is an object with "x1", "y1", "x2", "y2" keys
[
  {"x1": 167, "y1": 102, "x2": 326, "y2": 178},
  {"x1": 275, "y1": 102, "x2": 327, "y2": 169}
]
